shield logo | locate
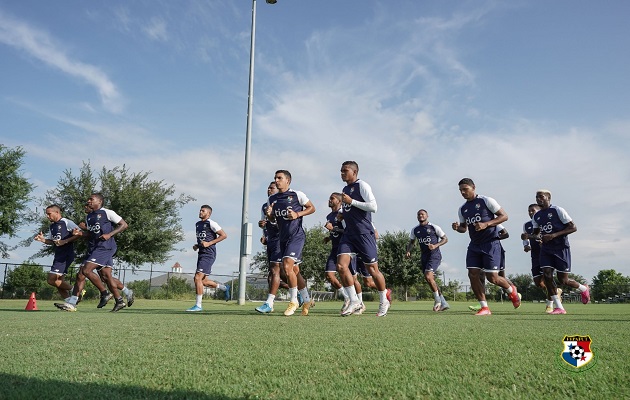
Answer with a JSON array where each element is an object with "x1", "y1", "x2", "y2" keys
[{"x1": 561, "y1": 335, "x2": 594, "y2": 369}]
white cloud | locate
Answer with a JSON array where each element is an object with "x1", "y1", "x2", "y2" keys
[{"x1": 0, "y1": 11, "x2": 124, "y2": 113}]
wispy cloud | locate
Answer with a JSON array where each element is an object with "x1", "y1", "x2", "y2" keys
[{"x1": 0, "y1": 10, "x2": 124, "y2": 113}]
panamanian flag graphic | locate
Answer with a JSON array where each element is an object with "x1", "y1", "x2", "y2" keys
[{"x1": 561, "y1": 335, "x2": 594, "y2": 368}]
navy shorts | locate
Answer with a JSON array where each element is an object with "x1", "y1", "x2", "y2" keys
[
  {"x1": 530, "y1": 250, "x2": 543, "y2": 278},
  {"x1": 266, "y1": 238, "x2": 281, "y2": 265},
  {"x1": 421, "y1": 252, "x2": 442, "y2": 273},
  {"x1": 196, "y1": 253, "x2": 216, "y2": 275},
  {"x1": 338, "y1": 233, "x2": 378, "y2": 265},
  {"x1": 85, "y1": 248, "x2": 116, "y2": 269},
  {"x1": 466, "y1": 240, "x2": 502, "y2": 272},
  {"x1": 355, "y1": 257, "x2": 369, "y2": 278},
  {"x1": 499, "y1": 245, "x2": 506, "y2": 271},
  {"x1": 280, "y1": 235, "x2": 305, "y2": 264},
  {"x1": 539, "y1": 247, "x2": 571, "y2": 273},
  {"x1": 50, "y1": 252, "x2": 75, "y2": 275}
]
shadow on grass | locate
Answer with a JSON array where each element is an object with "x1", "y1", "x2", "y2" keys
[{"x1": 1, "y1": 373, "x2": 239, "y2": 400}]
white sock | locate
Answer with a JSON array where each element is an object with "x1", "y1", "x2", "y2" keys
[
  {"x1": 121, "y1": 286, "x2": 130, "y2": 296},
  {"x1": 358, "y1": 292, "x2": 363, "y2": 302},
  {"x1": 480, "y1": 301, "x2": 488, "y2": 308},
  {"x1": 68, "y1": 295, "x2": 78, "y2": 305},
  {"x1": 546, "y1": 300, "x2": 553, "y2": 307},
  {"x1": 552, "y1": 295, "x2": 564, "y2": 309},
  {"x1": 64, "y1": 297, "x2": 71, "y2": 303},
  {"x1": 289, "y1": 287, "x2": 298, "y2": 302},
  {"x1": 345, "y1": 285, "x2": 359, "y2": 303},
  {"x1": 379, "y1": 290, "x2": 387, "y2": 303},
  {"x1": 266, "y1": 294, "x2": 275, "y2": 306},
  {"x1": 433, "y1": 291, "x2": 441, "y2": 302},
  {"x1": 217, "y1": 284, "x2": 227, "y2": 291},
  {"x1": 505, "y1": 286, "x2": 513, "y2": 294},
  {"x1": 299, "y1": 287, "x2": 310, "y2": 303},
  {"x1": 440, "y1": 294, "x2": 447, "y2": 303},
  {"x1": 339, "y1": 287, "x2": 349, "y2": 300},
  {"x1": 196, "y1": 294, "x2": 203, "y2": 307},
  {"x1": 578, "y1": 284, "x2": 588, "y2": 292}
]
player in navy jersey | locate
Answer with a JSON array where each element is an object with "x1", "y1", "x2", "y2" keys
[
  {"x1": 451, "y1": 178, "x2": 520, "y2": 316},
  {"x1": 406, "y1": 209, "x2": 450, "y2": 312},
  {"x1": 336, "y1": 161, "x2": 391, "y2": 317},
  {"x1": 34, "y1": 205, "x2": 80, "y2": 301},
  {"x1": 521, "y1": 203, "x2": 561, "y2": 313},
  {"x1": 186, "y1": 205, "x2": 229, "y2": 312},
  {"x1": 324, "y1": 193, "x2": 350, "y2": 307},
  {"x1": 266, "y1": 170, "x2": 316, "y2": 316},
  {"x1": 55, "y1": 193, "x2": 129, "y2": 312},
  {"x1": 256, "y1": 182, "x2": 291, "y2": 313},
  {"x1": 529, "y1": 190, "x2": 587, "y2": 314}
]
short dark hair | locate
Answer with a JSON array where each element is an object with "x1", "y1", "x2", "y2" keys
[
  {"x1": 269, "y1": 181, "x2": 277, "y2": 187},
  {"x1": 90, "y1": 193, "x2": 105, "y2": 203},
  {"x1": 528, "y1": 203, "x2": 540, "y2": 209},
  {"x1": 458, "y1": 178, "x2": 475, "y2": 187},
  {"x1": 201, "y1": 205, "x2": 212, "y2": 212},
  {"x1": 342, "y1": 161, "x2": 359, "y2": 173},
  {"x1": 417, "y1": 209, "x2": 428, "y2": 215},
  {"x1": 275, "y1": 170, "x2": 292, "y2": 182},
  {"x1": 331, "y1": 192, "x2": 342, "y2": 201},
  {"x1": 46, "y1": 204, "x2": 62, "y2": 213}
]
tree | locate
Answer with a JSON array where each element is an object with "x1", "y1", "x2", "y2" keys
[
  {"x1": 28, "y1": 162, "x2": 194, "y2": 269},
  {"x1": 377, "y1": 230, "x2": 424, "y2": 300},
  {"x1": 4, "y1": 262, "x2": 47, "y2": 297},
  {"x1": 591, "y1": 269, "x2": 630, "y2": 301},
  {"x1": 161, "y1": 276, "x2": 193, "y2": 298},
  {"x1": 0, "y1": 145, "x2": 34, "y2": 257}
]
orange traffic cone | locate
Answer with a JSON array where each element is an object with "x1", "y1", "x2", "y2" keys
[{"x1": 25, "y1": 292, "x2": 38, "y2": 311}]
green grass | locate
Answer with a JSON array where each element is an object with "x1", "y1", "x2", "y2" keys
[{"x1": 1, "y1": 299, "x2": 629, "y2": 399}]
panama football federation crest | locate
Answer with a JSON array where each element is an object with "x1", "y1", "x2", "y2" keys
[{"x1": 560, "y1": 335, "x2": 594, "y2": 370}]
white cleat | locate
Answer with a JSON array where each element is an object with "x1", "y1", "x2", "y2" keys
[{"x1": 376, "y1": 300, "x2": 390, "y2": 317}]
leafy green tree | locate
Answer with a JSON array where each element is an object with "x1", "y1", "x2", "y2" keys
[
  {"x1": 161, "y1": 276, "x2": 193, "y2": 298},
  {"x1": 591, "y1": 269, "x2": 630, "y2": 301},
  {"x1": 5, "y1": 262, "x2": 47, "y2": 297},
  {"x1": 29, "y1": 162, "x2": 194, "y2": 269},
  {"x1": 128, "y1": 279, "x2": 151, "y2": 299},
  {"x1": 378, "y1": 230, "x2": 423, "y2": 300},
  {"x1": 507, "y1": 273, "x2": 542, "y2": 301},
  {"x1": 0, "y1": 145, "x2": 34, "y2": 257}
]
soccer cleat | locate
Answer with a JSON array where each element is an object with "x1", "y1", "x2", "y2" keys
[
  {"x1": 439, "y1": 302, "x2": 450, "y2": 312},
  {"x1": 468, "y1": 305, "x2": 481, "y2": 312},
  {"x1": 474, "y1": 307, "x2": 492, "y2": 316},
  {"x1": 550, "y1": 308, "x2": 567, "y2": 315},
  {"x1": 509, "y1": 285, "x2": 521, "y2": 309},
  {"x1": 301, "y1": 299, "x2": 315, "y2": 316},
  {"x1": 76, "y1": 289, "x2": 87, "y2": 304},
  {"x1": 111, "y1": 301, "x2": 126, "y2": 312},
  {"x1": 340, "y1": 298, "x2": 350, "y2": 312},
  {"x1": 224, "y1": 285, "x2": 231, "y2": 302},
  {"x1": 54, "y1": 302, "x2": 76, "y2": 312},
  {"x1": 97, "y1": 293, "x2": 113, "y2": 309},
  {"x1": 127, "y1": 290, "x2": 135, "y2": 307},
  {"x1": 433, "y1": 302, "x2": 441, "y2": 312},
  {"x1": 386, "y1": 288, "x2": 392, "y2": 303},
  {"x1": 284, "y1": 301, "x2": 299, "y2": 316},
  {"x1": 545, "y1": 304, "x2": 554, "y2": 313},
  {"x1": 255, "y1": 303, "x2": 274, "y2": 314},
  {"x1": 353, "y1": 302, "x2": 367, "y2": 315},
  {"x1": 341, "y1": 301, "x2": 361, "y2": 317},
  {"x1": 297, "y1": 292, "x2": 304, "y2": 307},
  {"x1": 376, "y1": 300, "x2": 390, "y2": 317},
  {"x1": 581, "y1": 285, "x2": 590, "y2": 304},
  {"x1": 186, "y1": 305, "x2": 203, "y2": 312}
]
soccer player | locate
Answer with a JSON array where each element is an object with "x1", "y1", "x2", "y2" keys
[
  {"x1": 406, "y1": 209, "x2": 450, "y2": 312},
  {"x1": 451, "y1": 178, "x2": 520, "y2": 316},
  {"x1": 521, "y1": 203, "x2": 561, "y2": 313},
  {"x1": 186, "y1": 205, "x2": 229, "y2": 311},
  {"x1": 336, "y1": 161, "x2": 391, "y2": 317},
  {"x1": 323, "y1": 193, "x2": 352, "y2": 307},
  {"x1": 266, "y1": 170, "x2": 316, "y2": 316},
  {"x1": 530, "y1": 190, "x2": 587, "y2": 314},
  {"x1": 34, "y1": 205, "x2": 80, "y2": 301},
  {"x1": 56, "y1": 193, "x2": 129, "y2": 312},
  {"x1": 256, "y1": 182, "x2": 290, "y2": 313}
]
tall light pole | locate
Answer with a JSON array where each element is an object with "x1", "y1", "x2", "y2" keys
[{"x1": 238, "y1": 0, "x2": 276, "y2": 305}]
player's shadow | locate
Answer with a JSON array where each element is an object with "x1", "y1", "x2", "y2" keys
[{"x1": 0, "y1": 373, "x2": 240, "y2": 400}]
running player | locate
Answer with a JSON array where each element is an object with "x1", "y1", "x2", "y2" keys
[{"x1": 406, "y1": 209, "x2": 450, "y2": 312}]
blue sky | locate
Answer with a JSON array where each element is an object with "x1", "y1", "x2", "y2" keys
[{"x1": 2, "y1": 0, "x2": 629, "y2": 285}]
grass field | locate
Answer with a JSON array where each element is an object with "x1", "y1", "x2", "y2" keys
[{"x1": 1, "y1": 298, "x2": 629, "y2": 400}]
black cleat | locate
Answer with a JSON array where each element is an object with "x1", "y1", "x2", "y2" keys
[
  {"x1": 111, "y1": 301, "x2": 126, "y2": 312},
  {"x1": 97, "y1": 293, "x2": 113, "y2": 308}
]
